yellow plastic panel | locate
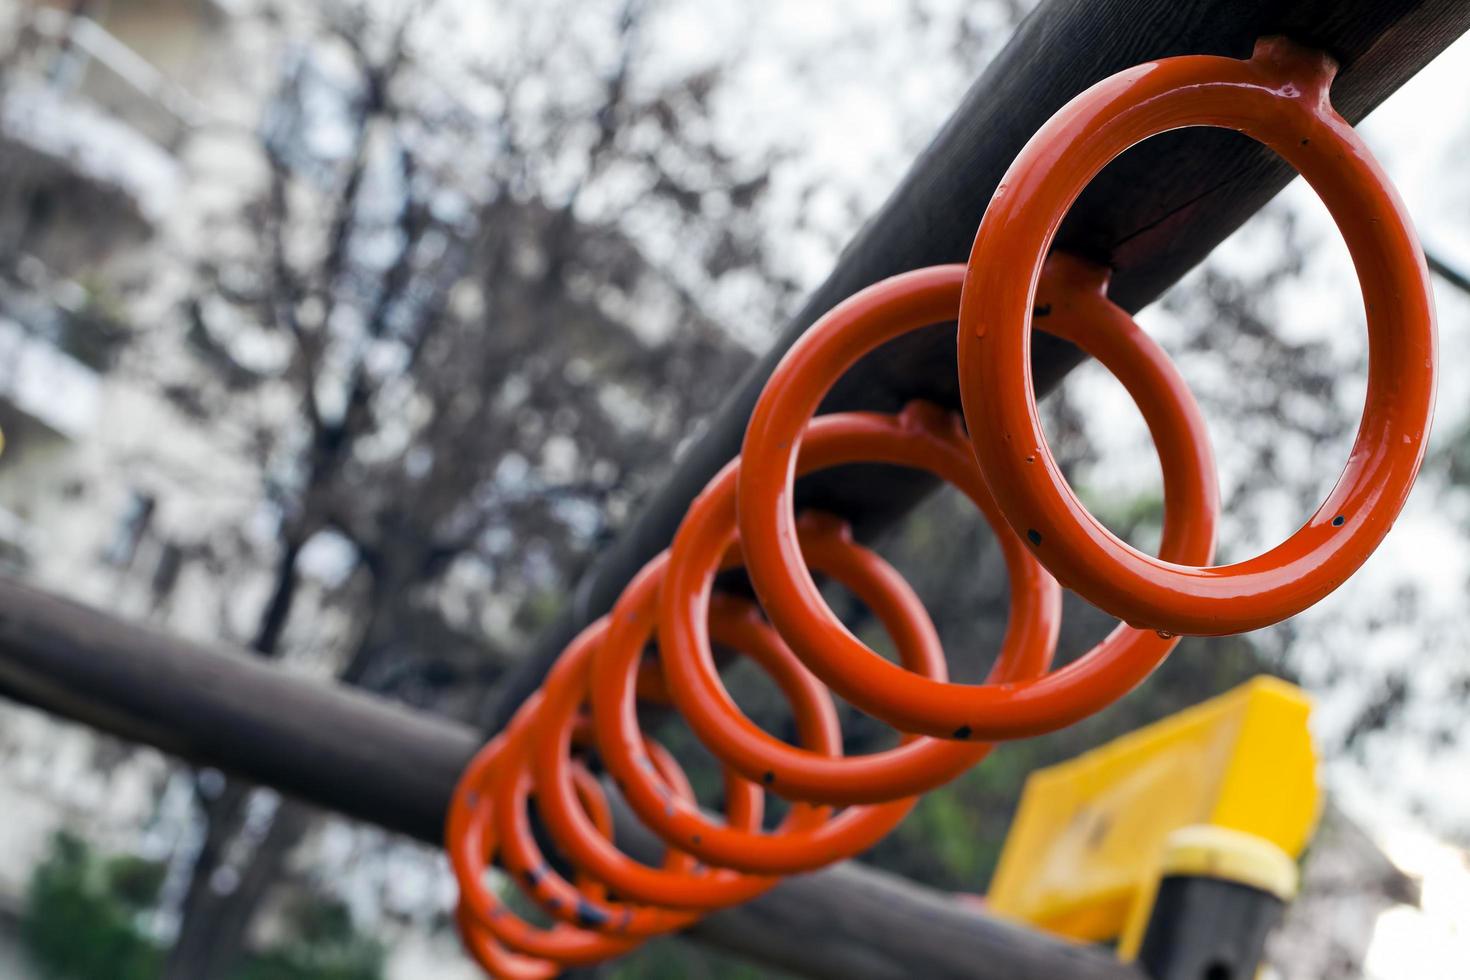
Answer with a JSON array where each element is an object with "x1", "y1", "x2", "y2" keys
[{"x1": 985, "y1": 676, "x2": 1319, "y2": 942}]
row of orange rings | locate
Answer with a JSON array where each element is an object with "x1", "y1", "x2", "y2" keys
[{"x1": 447, "y1": 36, "x2": 1435, "y2": 977}]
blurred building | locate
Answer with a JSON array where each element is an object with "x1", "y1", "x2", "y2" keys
[
  {"x1": 0, "y1": 4, "x2": 484, "y2": 975},
  {"x1": 0, "y1": 4, "x2": 268, "y2": 976},
  {"x1": 0, "y1": 0, "x2": 218, "y2": 588}
]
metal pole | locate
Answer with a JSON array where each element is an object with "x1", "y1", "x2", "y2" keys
[{"x1": 1428, "y1": 249, "x2": 1470, "y2": 297}]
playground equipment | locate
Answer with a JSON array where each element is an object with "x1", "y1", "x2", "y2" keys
[
  {"x1": 0, "y1": 3, "x2": 1463, "y2": 978},
  {"x1": 988, "y1": 677, "x2": 1318, "y2": 951},
  {"x1": 959, "y1": 38, "x2": 1435, "y2": 637},
  {"x1": 444, "y1": 39, "x2": 1433, "y2": 977}
]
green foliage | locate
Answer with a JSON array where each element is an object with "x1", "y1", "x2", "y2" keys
[
  {"x1": 609, "y1": 938, "x2": 789, "y2": 980},
  {"x1": 104, "y1": 856, "x2": 168, "y2": 912},
  {"x1": 22, "y1": 832, "x2": 385, "y2": 980},
  {"x1": 230, "y1": 899, "x2": 385, "y2": 980},
  {"x1": 23, "y1": 831, "x2": 165, "y2": 980},
  {"x1": 1083, "y1": 489, "x2": 1165, "y2": 543},
  {"x1": 232, "y1": 944, "x2": 382, "y2": 980},
  {"x1": 231, "y1": 895, "x2": 385, "y2": 980},
  {"x1": 514, "y1": 589, "x2": 568, "y2": 636},
  {"x1": 890, "y1": 743, "x2": 1044, "y2": 888}
]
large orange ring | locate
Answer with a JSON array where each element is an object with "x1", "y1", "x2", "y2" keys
[
  {"x1": 958, "y1": 37, "x2": 1435, "y2": 636},
  {"x1": 661, "y1": 411, "x2": 1055, "y2": 796},
  {"x1": 589, "y1": 547, "x2": 919, "y2": 875},
  {"x1": 526, "y1": 614, "x2": 784, "y2": 910},
  {"x1": 737, "y1": 263, "x2": 1217, "y2": 738}
]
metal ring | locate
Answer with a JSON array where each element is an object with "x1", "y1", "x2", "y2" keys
[
  {"x1": 526, "y1": 615, "x2": 781, "y2": 909},
  {"x1": 589, "y1": 550, "x2": 918, "y2": 875},
  {"x1": 455, "y1": 903, "x2": 558, "y2": 980},
  {"x1": 958, "y1": 37, "x2": 1434, "y2": 635},
  {"x1": 446, "y1": 717, "x2": 641, "y2": 965},
  {"x1": 494, "y1": 716, "x2": 703, "y2": 937},
  {"x1": 737, "y1": 263, "x2": 1215, "y2": 738},
  {"x1": 443, "y1": 40, "x2": 1427, "y2": 975},
  {"x1": 661, "y1": 413, "x2": 1053, "y2": 797}
]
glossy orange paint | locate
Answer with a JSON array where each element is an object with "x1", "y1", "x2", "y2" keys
[
  {"x1": 662, "y1": 409, "x2": 1054, "y2": 787},
  {"x1": 737, "y1": 262, "x2": 1217, "y2": 739},
  {"x1": 446, "y1": 706, "x2": 642, "y2": 966},
  {"x1": 495, "y1": 689, "x2": 708, "y2": 935},
  {"x1": 455, "y1": 903, "x2": 558, "y2": 980},
  {"x1": 589, "y1": 545, "x2": 918, "y2": 875},
  {"x1": 528, "y1": 612, "x2": 783, "y2": 907},
  {"x1": 958, "y1": 37, "x2": 1435, "y2": 635}
]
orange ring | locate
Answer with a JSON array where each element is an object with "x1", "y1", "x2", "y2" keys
[
  {"x1": 959, "y1": 37, "x2": 1435, "y2": 636},
  {"x1": 454, "y1": 754, "x2": 597, "y2": 977},
  {"x1": 737, "y1": 263, "x2": 1216, "y2": 738},
  {"x1": 455, "y1": 903, "x2": 559, "y2": 980},
  {"x1": 499, "y1": 758, "x2": 642, "y2": 922},
  {"x1": 660, "y1": 412, "x2": 1055, "y2": 798},
  {"x1": 524, "y1": 615, "x2": 782, "y2": 910},
  {"x1": 589, "y1": 549, "x2": 919, "y2": 875},
  {"x1": 635, "y1": 655, "x2": 673, "y2": 704},
  {"x1": 446, "y1": 715, "x2": 641, "y2": 965},
  {"x1": 494, "y1": 719, "x2": 703, "y2": 938}
]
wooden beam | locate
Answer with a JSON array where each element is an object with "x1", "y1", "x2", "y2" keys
[
  {"x1": 0, "y1": 575, "x2": 466, "y2": 843},
  {"x1": 484, "y1": 0, "x2": 1470, "y2": 734},
  {"x1": 690, "y1": 859, "x2": 1141, "y2": 980},
  {"x1": 1428, "y1": 249, "x2": 1470, "y2": 297},
  {"x1": 0, "y1": 574, "x2": 1139, "y2": 979}
]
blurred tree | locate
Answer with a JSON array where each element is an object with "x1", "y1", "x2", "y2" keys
[
  {"x1": 22, "y1": 831, "x2": 385, "y2": 980},
  {"x1": 142, "y1": 0, "x2": 786, "y2": 975}
]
